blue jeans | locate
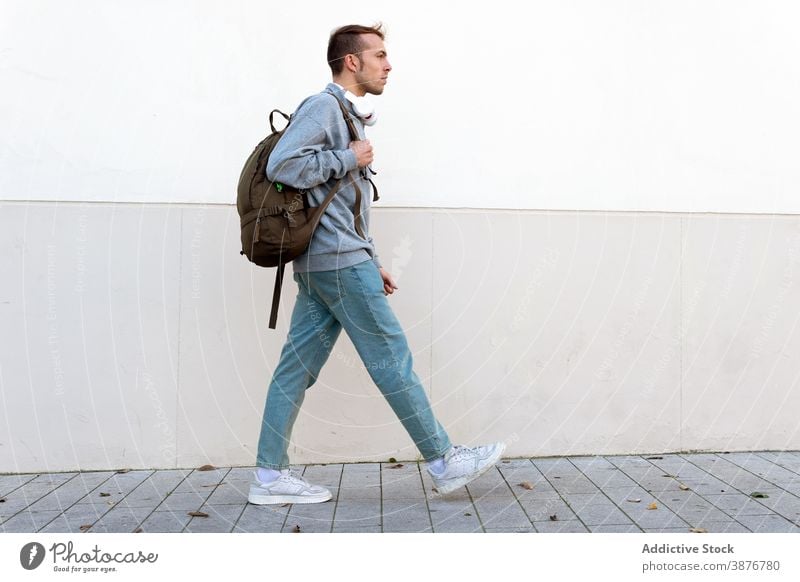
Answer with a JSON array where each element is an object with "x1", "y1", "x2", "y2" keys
[{"x1": 256, "y1": 259, "x2": 452, "y2": 469}]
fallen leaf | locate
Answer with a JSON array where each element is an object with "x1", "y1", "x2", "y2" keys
[
  {"x1": 79, "y1": 524, "x2": 92, "y2": 531},
  {"x1": 292, "y1": 525, "x2": 301, "y2": 533},
  {"x1": 662, "y1": 474, "x2": 675, "y2": 478},
  {"x1": 133, "y1": 528, "x2": 143, "y2": 533},
  {"x1": 647, "y1": 502, "x2": 658, "y2": 510},
  {"x1": 197, "y1": 464, "x2": 216, "y2": 471},
  {"x1": 552, "y1": 476, "x2": 561, "y2": 479},
  {"x1": 388, "y1": 463, "x2": 404, "y2": 469},
  {"x1": 388, "y1": 457, "x2": 397, "y2": 463},
  {"x1": 201, "y1": 483, "x2": 222, "y2": 488},
  {"x1": 188, "y1": 511, "x2": 209, "y2": 518},
  {"x1": 99, "y1": 492, "x2": 111, "y2": 497},
  {"x1": 116, "y1": 469, "x2": 131, "y2": 474},
  {"x1": 689, "y1": 527, "x2": 707, "y2": 533},
  {"x1": 549, "y1": 514, "x2": 558, "y2": 521},
  {"x1": 431, "y1": 487, "x2": 439, "y2": 493},
  {"x1": 502, "y1": 460, "x2": 510, "y2": 464},
  {"x1": 646, "y1": 456, "x2": 664, "y2": 460},
  {"x1": 281, "y1": 503, "x2": 290, "y2": 508},
  {"x1": 750, "y1": 492, "x2": 769, "y2": 499},
  {"x1": 519, "y1": 481, "x2": 535, "y2": 490},
  {"x1": 626, "y1": 498, "x2": 642, "y2": 503},
  {"x1": 0, "y1": 498, "x2": 5, "y2": 503},
  {"x1": 679, "y1": 484, "x2": 690, "y2": 491},
  {"x1": 464, "y1": 512, "x2": 472, "y2": 516}
]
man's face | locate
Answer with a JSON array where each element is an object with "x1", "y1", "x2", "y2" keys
[{"x1": 352, "y1": 34, "x2": 392, "y2": 96}]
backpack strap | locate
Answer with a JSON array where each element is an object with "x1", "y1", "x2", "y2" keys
[
  {"x1": 269, "y1": 261, "x2": 286, "y2": 329},
  {"x1": 267, "y1": 176, "x2": 350, "y2": 328},
  {"x1": 325, "y1": 90, "x2": 371, "y2": 237}
]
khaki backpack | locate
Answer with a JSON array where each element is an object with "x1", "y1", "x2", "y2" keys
[{"x1": 236, "y1": 91, "x2": 378, "y2": 328}]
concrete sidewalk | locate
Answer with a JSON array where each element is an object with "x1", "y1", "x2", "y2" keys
[{"x1": 2, "y1": 451, "x2": 800, "y2": 533}]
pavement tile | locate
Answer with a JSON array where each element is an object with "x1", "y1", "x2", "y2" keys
[
  {"x1": 122, "y1": 470, "x2": 190, "y2": 507},
  {"x1": 623, "y1": 506, "x2": 688, "y2": 530},
  {"x1": 582, "y1": 471, "x2": 640, "y2": 489},
  {"x1": 139, "y1": 510, "x2": 193, "y2": 533},
  {"x1": 154, "y1": 491, "x2": 209, "y2": 512},
  {"x1": 91, "y1": 506, "x2": 153, "y2": 533},
  {"x1": 185, "y1": 504, "x2": 244, "y2": 533},
  {"x1": 703, "y1": 492, "x2": 777, "y2": 518},
  {"x1": 518, "y1": 496, "x2": 575, "y2": 522},
  {"x1": 685, "y1": 520, "x2": 750, "y2": 533},
  {"x1": 234, "y1": 504, "x2": 289, "y2": 533},
  {"x1": 1, "y1": 473, "x2": 79, "y2": 513},
  {"x1": 464, "y1": 467, "x2": 513, "y2": 498},
  {"x1": 339, "y1": 464, "x2": 381, "y2": 500},
  {"x1": 428, "y1": 496, "x2": 479, "y2": 531},
  {"x1": 380, "y1": 463, "x2": 425, "y2": 500},
  {"x1": 756, "y1": 452, "x2": 800, "y2": 472},
  {"x1": 37, "y1": 502, "x2": 110, "y2": 533},
  {"x1": 740, "y1": 488, "x2": 800, "y2": 510},
  {"x1": 225, "y1": 467, "x2": 256, "y2": 480},
  {"x1": 606, "y1": 456, "x2": 654, "y2": 469},
  {"x1": 485, "y1": 526, "x2": 535, "y2": 533},
  {"x1": 0, "y1": 474, "x2": 38, "y2": 497},
  {"x1": 28, "y1": 472, "x2": 116, "y2": 511},
  {"x1": 302, "y1": 464, "x2": 344, "y2": 491},
  {"x1": 203, "y1": 480, "x2": 250, "y2": 505},
  {"x1": 664, "y1": 476, "x2": 732, "y2": 495},
  {"x1": 589, "y1": 524, "x2": 643, "y2": 533},
  {"x1": 562, "y1": 494, "x2": 633, "y2": 526},
  {"x1": 546, "y1": 477, "x2": 603, "y2": 495},
  {"x1": 172, "y1": 467, "x2": 230, "y2": 494},
  {"x1": 653, "y1": 492, "x2": 731, "y2": 522},
  {"x1": 331, "y1": 525, "x2": 382, "y2": 533},
  {"x1": 431, "y1": 513, "x2": 483, "y2": 533},
  {"x1": 473, "y1": 497, "x2": 531, "y2": 529},
  {"x1": 532, "y1": 519, "x2": 589, "y2": 533},
  {"x1": 734, "y1": 514, "x2": 800, "y2": 533},
  {"x1": 382, "y1": 499, "x2": 432, "y2": 532},
  {"x1": 497, "y1": 463, "x2": 549, "y2": 486},
  {"x1": 283, "y1": 500, "x2": 335, "y2": 533},
  {"x1": 1, "y1": 509, "x2": 63, "y2": 532},
  {"x1": 333, "y1": 499, "x2": 382, "y2": 527},
  {"x1": 601, "y1": 485, "x2": 661, "y2": 506},
  {"x1": 74, "y1": 471, "x2": 153, "y2": 506},
  {"x1": 498, "y1": 459, "x2": 537, "y2": 470}
]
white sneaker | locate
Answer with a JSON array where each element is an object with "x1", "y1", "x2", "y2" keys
[
  {"x1": 247, "y1": 469, "x2": 332, "y2": 505},
  {"x1": 427, "y1": 443, "x2": 506, "y2": 495}
]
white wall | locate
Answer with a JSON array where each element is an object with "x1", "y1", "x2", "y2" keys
[
  {"x1": 3, "y1": 2, "x2": 800, "y2": 473},
  {"x1": 2, "y1": 202, "x2": 800, "y2": 473},
  {"x1": 2, "y1": 0, "x2": 800, "y2": 212}
]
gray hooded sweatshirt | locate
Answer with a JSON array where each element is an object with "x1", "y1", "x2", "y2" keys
[{"x1": 266, "y1": 82, "x2": 381, "y2": 273}]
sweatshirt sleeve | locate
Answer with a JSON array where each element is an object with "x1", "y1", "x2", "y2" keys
[{"x1": 266, "y1": 106, "x2": 358, "y2": 189}]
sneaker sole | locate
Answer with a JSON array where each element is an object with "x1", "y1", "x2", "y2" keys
[
  {"x1": 431, "y1": 443, "x2": 507, "y2": 496},
  {"x1": 247, "y1": 491, "x2": 332, "y2": 505}
]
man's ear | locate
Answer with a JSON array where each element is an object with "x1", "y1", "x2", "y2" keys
[{"x1": 346, "y1": 53, "x2": 361, "y2": 73}]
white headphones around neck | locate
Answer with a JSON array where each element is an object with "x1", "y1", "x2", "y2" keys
[{"x1": 344, "y1": 90, "x2": 378, "y2": 126}]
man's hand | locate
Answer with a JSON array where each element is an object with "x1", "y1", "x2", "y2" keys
[
  {"x1": 379, "y1": 267, "x2": 398, "y2": 295},
  {"x1": 349, "y1": 140, "x2": 374, "y2": 168}
]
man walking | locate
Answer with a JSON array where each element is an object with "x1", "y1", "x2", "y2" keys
[{"x1": 249, "y1": 23, "x2": 504, "y2": 505}]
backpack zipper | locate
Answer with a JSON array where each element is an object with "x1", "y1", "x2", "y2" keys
[{"x1": 254, "y1": 216, "x2": 261, "y2": 242}]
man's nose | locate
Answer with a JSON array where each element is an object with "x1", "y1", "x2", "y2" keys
[{"x1": 385, "y1": 60, "x2": 392, "y2": 71}]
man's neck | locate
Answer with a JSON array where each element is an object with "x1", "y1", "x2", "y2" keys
[{"x1": 332, "y1": 77, "x2": 365, "y2": 97}]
